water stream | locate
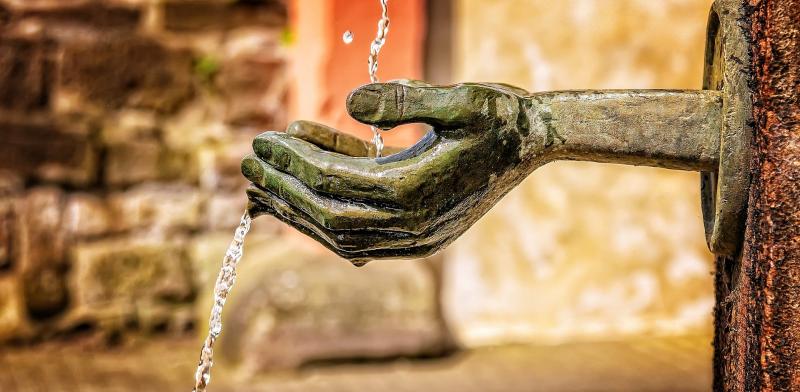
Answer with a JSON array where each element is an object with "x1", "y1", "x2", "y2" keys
[
  {"x1": 368, "y1": 0, "x2": 390, "y2": 157},
  {"x1": 344, "y1": 0, "x2": 390, "y2": 157},
  {"x1": 192, "y1": 211, "x2": 252, "y2": 392}
]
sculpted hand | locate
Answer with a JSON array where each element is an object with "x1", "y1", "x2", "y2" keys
[
  {"x1": 242, "y1": 80, "x2": 721, "y2": 264},
  {"x1": 242, "y1": 81, "x2": 541, "y2": 264}
]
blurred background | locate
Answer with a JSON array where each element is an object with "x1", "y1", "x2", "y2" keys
[{"x1": 0, "y1": 0, "x2": 716, "y2": 390}]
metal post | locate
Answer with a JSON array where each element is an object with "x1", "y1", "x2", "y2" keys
[{"x1": 713, "y1": 1, "x2": 800, "y2": 390}]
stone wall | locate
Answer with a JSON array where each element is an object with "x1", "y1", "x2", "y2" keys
[{"x1": 0, "y1": 0, "x2": 290, "y2": 342}]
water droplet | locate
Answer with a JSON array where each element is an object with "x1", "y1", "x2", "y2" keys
[
  {"x1": 372, "y1": 128, "x2": 384, "y2": 158},
  {"x1": 342, "y1": 30, "x2": 354, "y2": 44}
]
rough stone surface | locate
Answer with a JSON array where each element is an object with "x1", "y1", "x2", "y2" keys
[
  {"x1": 216, "y1": 44, "x2": 287, "y2": 127},
  {"x1": 0, "y1": 277, "x2": 27, "y2": 341},
  {"x1": 58, "y1": 36, "x2": 194, "y2": 112},
  {"x1": 0, "y1": 0, "x2": 290, "y2": 344},
  {"x1": 108, "y1": 184, "x2": 204, "y2": 233},
  {"x1": 0, "y1": 37, "x2": 53, "y2": 110},
  {"x1": 193, "y1": 235, "x2": 446, "y2": 371},
  {"x1": 104, "y1": 141, "x2": 192, "y2": 186},
  {"x1": 205, "y1": 192, "x2": 248, "y2": 230},
  {"x1": 16, "y1": 187, "x2": 69, "y2": 319},
  {"x1": 12, "y1": 2, "x2": 141, "y2": 42},
  {"x1": 0, "y1": 198, "x2": 16, "y2": 270},
  {"x1": 100, "y1": 109, "x2": 158, "y2": 144},
  {"x1": 63, "y1": 193, "x2": 112, "y2": 238},
  {"x1": 0, "y1": 117, "x2": 96, "y2": 186},
  {"x1": 67, "y1": 238, "x2": 194, "y2": 331}
]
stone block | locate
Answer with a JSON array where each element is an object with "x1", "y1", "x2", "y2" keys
[
  {"x1": 0, "y1": 37, "x2": 53, "y2": 110},
  {"x1": 0, "y1": 198, "x2": 15, "y2": 270},
  {"x1": 217, "y1": 56, "x2": 287, "y2": 127},
  {"x1": 104, "y1": 141, "x2": 192, "y2": 186},
  {"x1": 0, "y1": 117, "x2": 96, "y2": 186},
  {"x1": 10, "y1": 3, "x2": 140, "y2": 42},
  {"x1": 58, "y1": 36, "x2": 193, "y2": 113},
  {"x1": 108, "y1": 184, "x2": 204, "y2": 232},
  {"x1": 16, "y1": 187, "x2": 69, "y2": 318},
  {"x1": 104, "y1": 141, "x2": 160, "y2": 186},
  {"x1": 67, "y1": 238, "x2": 195, "y2": 330},
  {"x1": 0, "y1": 170, "x2": 23, "y2": 197},
  {"x1": 214, "y1": 27, "x2": 288, "y2": 127},
  {"x1": 205, "y1": 192, "x2": 248, "y2": 230},
  {"x1": 101, "y1": 109, "x2": 158, "y2": 144},
  {"x1": 162, "y1": 101, "x2": 229, "y2": 151},
  {"x1": 195, "y1": 135, "x2": 254, "y2": 191},
  {"x1": 163, "y1": 0, "x2": 286, "y2": 32},
  {"x1": 0, "y1": 276, "x2": 29, "y2": 342},
  {"x1": 0, "y1": 3, "x2": 9, "y2": 27},
  {"x1": 193, "y1": 235, "x2": 446, "y2": 371},
  {"x1": 63, "y1": 193, "x2": 112, "y2": 238}
]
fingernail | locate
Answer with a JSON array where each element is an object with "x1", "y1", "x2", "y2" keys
[
  {"x1": 347, "y1": 85, "x2": 384, "y2": 120},
  {"x1": 241, "y1": 156, "x2": 264, "y2": 181}
]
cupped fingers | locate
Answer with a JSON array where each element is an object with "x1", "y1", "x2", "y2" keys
[
  {"x1": 245, "y1": 186, "x2": 438, "y2": 263},
  {"x1": 242, "y1": 154, "x2": 417, "y2": 233},
  {"x1": 252, "y1": 132, "x2": 410, "y2": 206}
]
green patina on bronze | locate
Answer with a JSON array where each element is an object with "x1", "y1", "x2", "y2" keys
[{"x1": 242, "y1": 80, "x2": 724, "y2": 265}]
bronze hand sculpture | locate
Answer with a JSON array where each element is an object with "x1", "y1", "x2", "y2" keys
[{"x1": 241, "y1": 80, "x2": 723, "y2": 265}]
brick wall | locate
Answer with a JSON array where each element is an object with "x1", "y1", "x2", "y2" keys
[{"x1": 0, "y1": 0, "x2": 289, "y2": 342}]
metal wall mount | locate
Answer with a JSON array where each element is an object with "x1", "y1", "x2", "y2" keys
[{"x1": 700, "y1": 0, "x2": 754, "y2": 257}]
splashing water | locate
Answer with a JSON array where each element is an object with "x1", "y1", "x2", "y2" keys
[
  {"x1": 192, "y1": 211, "x2": 252, "y2": 392},
  {"x1": 368, "y1": 0, "x2": 389, "y2": 157}
]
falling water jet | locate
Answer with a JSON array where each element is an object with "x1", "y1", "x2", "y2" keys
[{"x1": 191, "y1": 212, "x2": 252, "y2": 392}]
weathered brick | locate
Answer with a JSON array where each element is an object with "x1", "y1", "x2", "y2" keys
[
  {"x1": 0, "y1": 3, "x2": 10, "y2": 30},
  {"x1": 16, "y1": 187, "x2": 69, "y2": 319},
  {"x1": 0, "y1": 117, "x2": 96, "y2": 185},
  {"x1": 163, "y1": 0, "x2": 286, "y2": 32},
  {"x1": 58, "y1": 36, "x2": 194, "y2": 112},
  {"x1": 104, "y1": 141, "x2": 160, "y2": 186},
  {"x1": 0, "y1": 170, "x2": 23, "y2": 197},
  {"x1": 217, "y1": 56, "x2": 287, "y2": 127},
  {"x1": 205, "y1": 192, "x2": 247, "y2": 230},
  {"x1": 195, "y1": 136, "x2": 254, "y2": 190},
  {"x1": 216, "y1": 27, "x2": 287, "y2": 124},
  {"x1": 0, "y1": 198, "x2": 15, "y2": 270},
  {"x1": 14, "y1": 3, "x2": 140, "y2": 41},
  {"x1": 104, "y1": 141, "x2": 192, "y2": 186},
  {"x1": 67, "y1": 238, "x2": 195, "y2": 330},
  {"x1": 0, "y1": 276, "x2": 29, "y2": 342},
  {"x1": 108, "y1": 184, "x2": 204, "y2": 232},
  {"x1": 161, "y1": 102, "x2": 229, "y2": 151},
  {"x1": 63, "y1": 193, "x2": 112, "y2": 238},
  {"x1": 0, "y1": 37, "x2": 53, "y2": 110},
  {"x1": 101, "y1": 109, "x2": 158, "y2": 144}
]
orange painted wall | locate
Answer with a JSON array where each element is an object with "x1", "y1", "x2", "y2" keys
[{"x1": 288, "y1": 0, "x2": 426, "y2": 147}]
